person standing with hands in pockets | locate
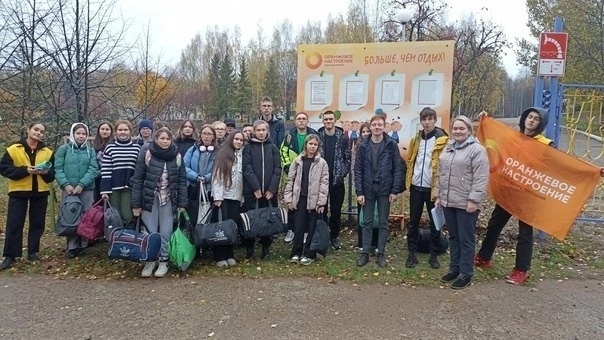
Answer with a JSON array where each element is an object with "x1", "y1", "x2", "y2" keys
[
  {"x1": 283, "y1": 135, "x2": 329, "y2": 265},
  {"x1": 436, "y1": 115, "x2": 489, "y2": 290}
]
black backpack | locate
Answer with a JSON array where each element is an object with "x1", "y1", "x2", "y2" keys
[{"x1": 55, "y1": 195, "x2": 84, "y2": 236}]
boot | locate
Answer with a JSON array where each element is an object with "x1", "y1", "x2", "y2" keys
[
  {"x1": 429, "y1": 254, "x2": 440, "y2": 269},
  {"x1": 261, "y1": 245, "x2": 270, "y2": 260},
  {"x1": 405, "y1": 252, "x2": 418, "y2": 268},
  {"x1": 245, "y1": 245, "x2": 254, "y2": 259},
  {"x1": 356, "y1": 253, "x2": 369, "y2": 267}
]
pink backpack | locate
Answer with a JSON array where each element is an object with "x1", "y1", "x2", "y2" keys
[{"x1": 77, "y1": 200, "x2": 105, "y2": 241}]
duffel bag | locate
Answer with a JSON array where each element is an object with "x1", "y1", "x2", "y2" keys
[
  {"x1": 239, "y1": 199, "x2": 288, "y2": 239},
  {"x1": 107, "y1": 217, "x2": 161, "y2": 262},
  {"x1": 195, "y1": 207, "x2": 239, "y2": 247}
]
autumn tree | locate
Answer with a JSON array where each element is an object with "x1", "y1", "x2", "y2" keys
[
  {"x1": 520, "y1": 0, "x2": 604, "y2": 84},
  {"x1": 235, "y1": 57, "x2": 254, "y2": 122}
]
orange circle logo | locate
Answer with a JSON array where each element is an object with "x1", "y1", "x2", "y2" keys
[{"x1": 305, "y1": 52, "x2": 322, "y2": 69}]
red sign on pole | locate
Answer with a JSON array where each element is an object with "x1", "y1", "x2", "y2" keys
[{"x1": 537, "y1": 32, "x2": 568, "y2": 77}]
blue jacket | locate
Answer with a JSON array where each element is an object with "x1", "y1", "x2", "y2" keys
[
  {"x1": 354, "y1": 134, "x2": 405, "y2": 199},
  {"x1": 184, "y1": 143, "x2": 216, "y2": 193}
]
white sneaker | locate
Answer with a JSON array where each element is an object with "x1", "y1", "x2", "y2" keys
[
  {"x1": 141, "y1": 262, "x2": 156, "y2": 278},
  {"x1": 154, "y1": 262, "x2": 169, "y2": 277},
  {"x1": 284, "y1": 230, "x2": 294, "y2": 243},
  {"x1": 216, "y1": 260, "x2": 228, "y2": 268},
  {"x1": 300, "y1": 257, "x2": 314, "y2": 266},
  {"x1": 226, "y1": 258, "x2": 237, "y2": 266},
  {"x1": 356, "y1": 247, "x2": 364, "y2": 254},
  {"x1": 290, "y1": 255, "x2": 300, "y2": 263}
]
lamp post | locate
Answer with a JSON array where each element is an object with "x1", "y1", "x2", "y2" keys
[{"x1": 397, "y1": 8, "x2": 413, "y2": 42}]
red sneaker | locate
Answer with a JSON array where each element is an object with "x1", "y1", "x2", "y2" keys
[
  {"x1": 474, "y1": 254, "x2": 492, "y2": 268},
  {"x1": 506, "y1": 269, "x2": 529, "y2": 285}
]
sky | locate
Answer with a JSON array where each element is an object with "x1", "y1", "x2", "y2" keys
[{"x1": 118, "y1": 0, "x2": 533, "y2": 77}]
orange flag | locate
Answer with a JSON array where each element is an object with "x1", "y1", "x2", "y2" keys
[{"x1": 477, "y1": 116, "x2": 601, "y2": 240}]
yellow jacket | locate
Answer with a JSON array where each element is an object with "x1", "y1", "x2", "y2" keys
[
  {"x1": 3, "y1": 142, "x2": 53, "y2": 193},
  {"x1": 405, "y1": 127, "x2": 449, "y2": 200}
]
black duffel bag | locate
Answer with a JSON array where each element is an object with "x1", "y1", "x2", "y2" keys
[
  {"x1": 194, "y1": 207, "x2": 239, "y2": 247},
  {"x1": 239, "y1": 199, "x2": 288, "y2": 239},
  {"x1": 417, "y1": 228, "x2": 449, "y2": 255}
]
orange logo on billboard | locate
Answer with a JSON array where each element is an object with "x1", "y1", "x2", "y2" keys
[{"x1": 305, "y1": 51, "x2": 322, "y2": 69}]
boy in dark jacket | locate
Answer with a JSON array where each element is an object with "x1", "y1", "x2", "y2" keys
[{"x1": 354, "y1": 115, "x2": 405, "y2": 268}]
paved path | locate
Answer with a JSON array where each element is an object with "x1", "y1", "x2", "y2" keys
[{"x1": 0, "y1": 275, "x2": 603, "y2": 339}]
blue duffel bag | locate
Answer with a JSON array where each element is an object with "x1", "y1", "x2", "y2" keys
[{"x1": 107, "y1": 217, "x2": 161, "y2": 262}]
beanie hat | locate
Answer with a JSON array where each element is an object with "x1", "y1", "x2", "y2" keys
[
  {"x1": 224, "y1": 117, "x2": 236, "y2": 127},
  {"x1": 296, "y1": 112, "x2": 308, "y2": 119},
  {"x1": 138, "y1": 119, "x2": 153, "y2": 131}
]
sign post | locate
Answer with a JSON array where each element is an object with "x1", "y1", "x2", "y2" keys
[{"x1": 537, "y1": 31, "x2": 568, "y2": 77}]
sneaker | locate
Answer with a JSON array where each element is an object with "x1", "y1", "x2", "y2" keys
[
  {"x1": 27, "y1": 253, "x2": 40, "y2": 262},
  {"x1": 0, "y1": 257, "x2": 15, "y2": 271},
  {"x1": 67, "y1": 249, "x2": 78, "y2": 259},
  {"x1": 154, "y1": 261, "x2": 169, "y2": 277},
  {"x1": 405, "y1": 253, "x2": 418, "y2": 268},
  {"x1": 261, "y1": 246, "x2": 270, "y2": 260},
  {"x1": 429, "y1": 255, "x2": 440, "y2": 269},
  {"x1": 141, "y1": 262, "x2": 156, "y2": 277},
  {"x1": 284, "y1": 230, "x2": 294, "y2": 243},
  {"x1": 451, "y1": 274, "x2": 472, "y2": 289},
  {"x1": 440, "y1": 271, "x2": 459, "y2": 283},
  {"x1": 226, "y1": 258, "x2": 237, "y2": 266},
  {"x1": 356, "y1": 247, "x2": 363, "y2": 254},
  {"x1": 216, "y1": 260, "x2": 228, "y2": 268},
  {"x1": 300, "y1": 257, "x2": 314, "y2": 266},
  {"x1": 290, "y1": 255, "x2": 300, "y2": 263},
  {"x1": 474, "y1": 254, "x2": 493, "y2": 268},
  {"x1": 376, "y1": 254, "x2": 387, "y2": 268},
  {"x1": 356, "y1": 253, "x2": 369, "y2": 267},
  {"x1": 330, "y1": 237, "x2": 342, "y2": 250},
  {"x1": 506, "y1": 269, "x2": 529, "y2": 285}
]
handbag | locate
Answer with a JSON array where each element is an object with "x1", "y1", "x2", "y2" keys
[
  {"x1": 169, "y1": 211, "x2": 196, "y2": 271},
  {"x1": 107, "y1": 216, "x2": 161, "y2": 262},
  {"x1": 310, "y1": 215, "x2": 330, "y2": 257},
  {"x1": 197, "y1": 186, "x2": 212, "y2": 225},
  {"x1": 194, "y1": 207, "x2": 239, "y2": 247},
  {"x1": 76, "y1": 199, "x2": 105, "y2": 240},
  {"x1": 239, "y1": 200, "x2": 288, "y2": 239},
  {"x1": 104, "y1": 200, "x2": 124, "y2": 241}
]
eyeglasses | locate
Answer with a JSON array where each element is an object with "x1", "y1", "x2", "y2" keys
[{"x1": 201, "y1": 132, "x2": 213, "y2": 136}]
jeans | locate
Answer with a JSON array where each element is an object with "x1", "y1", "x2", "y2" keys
[
  {"x1": 443, "y1": 207, "x2": 478, "y2": 277},
  {"x1": 141, "y1": 196, "x2": 173, "y2": 259},
  {"x1": 361, "y1": 194, "x2": 390, "y2": 255},
  {"x1": 407, "y1": 186, "x2": 441, "y2": 255},
  {"x1": 477, "y1": 204, "x2": 533, "y2": 271}
]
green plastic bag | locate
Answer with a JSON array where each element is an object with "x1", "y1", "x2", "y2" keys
[
  {"x1": 358, "y1": 202, "x2": 380, "y2": 228},
  {"x1": 169, "y1": 211, "x2": 196, "y2": 271}
]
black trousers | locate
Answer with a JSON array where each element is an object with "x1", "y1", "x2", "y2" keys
[
  {"x1": 324, "y1": 183, "x2": 345, "y2": 239},
  {"x1": 407, "y1": 186, "x2": 441, "y2": 255},
  {"x1": 242, "y1": 194, "x2": 275, "y2": 249},
  {"x1": 290, "y1": 196, "x2": 318, "y2": 258},
  {"x1": 477, "y1": 204, "x2": 534, "y2": 271},
  {"x1": 211, "y1": 199, "x2": 241, "y2": 261},
  {"x1": 3, "y1": 196, "x2": 48, "y2": 258}
]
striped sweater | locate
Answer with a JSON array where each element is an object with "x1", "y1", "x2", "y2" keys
[{"x1": 100, "y1": 139, "x2": 141, "y2": 194}]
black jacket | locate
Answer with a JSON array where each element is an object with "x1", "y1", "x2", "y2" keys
[
  {"x1": 318, "y1": 126, "x2": 351, "y2": 186},
  {"x1": 354, "y1": 134, "x2": 406, "y2": 199},
  {"x1": 131, "y1": 144, "x2": 188, "y2": 213},
  {"x1": 242, "y1": 137, "x2": 281, "y2": 195}
]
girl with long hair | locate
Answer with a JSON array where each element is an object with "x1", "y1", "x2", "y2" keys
[
  {"x1": 211, "y1": 132, "x2": 245, "y2": 267},
  {"x1": 174, "y1": 120, "x2": 197, "y2": 156},
  {"x1": 92, "y1": 122, "x2": 114, "y2": 202}
]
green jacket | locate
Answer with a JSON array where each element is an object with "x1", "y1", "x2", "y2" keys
[{"x1": 55, "y1": 142, "x2": 98, "y2": 190}]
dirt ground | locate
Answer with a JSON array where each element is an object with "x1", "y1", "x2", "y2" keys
[{"x1": 0, "y1": 274, "x2": 602, "y2": 339}]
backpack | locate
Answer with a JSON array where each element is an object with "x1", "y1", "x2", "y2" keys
[
  {"x1": 76, "y1": 199, "x2": 105, "y2": 241},
  {"x1": 55, "y1": 195, "x2": 84, "y2": 236}
]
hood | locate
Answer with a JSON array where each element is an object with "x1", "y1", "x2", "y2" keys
[
  {"x1": 69, "y1": 123, "x2": 90, "y2": 146},
  {"x1": 448, "y1": 135, "x2": 478, "y2": 150},
  {"x1": 519, "y1": 107, "x2": 548, "y2": 135},
  {"x1": 422, "y1": 126, "x2": 448, "y2": 139}
]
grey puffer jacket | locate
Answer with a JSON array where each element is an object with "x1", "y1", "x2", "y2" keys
[
  {"x1": 131, "y1": 143, "x2": 188, "y2": 213},
  {"x1": 436, "y1": 136, "x2": 489, "y2": 210}
]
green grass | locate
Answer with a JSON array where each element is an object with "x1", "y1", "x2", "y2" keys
[{"x1": 0, "y1": 177, "x2": 603, "y2": 286}]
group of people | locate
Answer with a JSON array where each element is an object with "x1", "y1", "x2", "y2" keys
[{"x1": 0, "y1": 97, "x2": 599, "y2": 288}]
